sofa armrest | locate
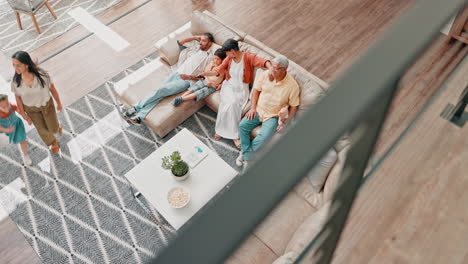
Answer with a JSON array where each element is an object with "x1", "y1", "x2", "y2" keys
[{"x1": 155, "y1": 22, "x2": 192, "y2": 66}]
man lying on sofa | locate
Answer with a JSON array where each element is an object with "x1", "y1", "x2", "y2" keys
[
  {"x1": 236, "y1": 55, "x2": 300, "y2": 169},
  {"x1": 121, "y1": 33, "x2": 218, "y2": 124}
]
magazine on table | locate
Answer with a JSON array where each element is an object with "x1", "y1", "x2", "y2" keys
[{"x1": 182, "y1": 144, "x2": 209, "y2": 169}]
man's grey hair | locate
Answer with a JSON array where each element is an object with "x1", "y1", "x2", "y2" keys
[{"x1": 272, "y1": 55, "x2": 289, "y2": 68}]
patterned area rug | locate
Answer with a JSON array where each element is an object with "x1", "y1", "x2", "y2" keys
[
  {"x1": 0, "y1": 0, "x2": 122, "y2": 55},
  {"x1": 0, "y1": 52, "x2": 240, "y2": 264}
]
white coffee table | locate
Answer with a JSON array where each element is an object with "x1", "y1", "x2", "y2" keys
[{"x1": 125, "y1": 128, "x2": 237, "y2": 230}]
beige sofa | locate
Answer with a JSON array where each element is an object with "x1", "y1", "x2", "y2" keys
[
  {"x1": 114, "y1": 10, "x2": 328, "y2": 138},
  {"x1": 113, "y1": 10, "x2": 350, "y2": 263}
]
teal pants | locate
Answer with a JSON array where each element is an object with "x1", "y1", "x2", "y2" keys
[
  {"x1": 134, "y1": 73, "x2": 190, "y2": 119},
  {"x1": 239, "y1": 113, "x2": 278, "y2": 161}
]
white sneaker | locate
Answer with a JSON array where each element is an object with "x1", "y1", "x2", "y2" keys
[
  {"x1": 242, "y1": 161, "x2": 249, "y2": 173},
  {"x1": 236, "y1": 153, "x2": 244, "y2": 167},
  {"x1": 23, "y1": 155, "x2": 32, "y2": 166}
]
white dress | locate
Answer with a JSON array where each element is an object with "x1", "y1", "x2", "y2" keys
[{"x1": 215, "y1": 56, "x2": 249, "y2": 139}]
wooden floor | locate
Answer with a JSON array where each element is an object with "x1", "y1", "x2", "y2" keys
[
  {"x1": 0, "y1": 217, "x2": 41, "y2": 263},
  {"x1": 374, "y1": 36, "x2": 468, "y2": 159},
  {"x1": 333, "y1": 54, "x2": 468, "y2": 264},
  {"x1": 1, "y1": 0, "x2": 465, "y2": 262}
]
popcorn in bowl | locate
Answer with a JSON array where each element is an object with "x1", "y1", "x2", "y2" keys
[{"x1": 167, "y1": 187, "x2": 190, "y2": 208}]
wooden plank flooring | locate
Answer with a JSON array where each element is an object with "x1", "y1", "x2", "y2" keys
[
  {"x1": 27, "y1": 0, "x2": 418, "y2": 106},
  {"x1": 0, "y1": 218, "x2": 41, "y2": 264},
  {"x1": 32, "y1": 0, "x2": 151, "y2": 63},
  {"x1": 2, "y1": 0, "x2": 465, "y2": 263},
  {"x1": 31, "y1": 0, "x2": 192, "y2": 107},
  {"x1": 375, "y1": 37, "x2": 468, "y2": 159},
  {"x1": 332, "y1": 55, "x2": 468, "y2": 264}
]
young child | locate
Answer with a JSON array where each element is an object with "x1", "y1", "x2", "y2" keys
[
  {"x1": 0, "y1": 94, "x2": 31, "y2": 165},
  {"x1": 172, "y1": 48, "x2": 227, "y2": 106}
]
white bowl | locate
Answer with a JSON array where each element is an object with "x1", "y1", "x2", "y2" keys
[{"x1": 167, "y1": 187, "x2": 190, "y2": 209}]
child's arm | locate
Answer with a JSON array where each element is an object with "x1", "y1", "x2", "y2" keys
[
  {"x1": 199, "y1": 70, "x2": 219, "y2": 77},
  {"x1": 0, "y1": 125, "x2": 14, "y2": 134}
]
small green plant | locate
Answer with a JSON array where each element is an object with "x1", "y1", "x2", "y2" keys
[{"x1": 162, "y1": 151, "x2": 189, "y2": 176}]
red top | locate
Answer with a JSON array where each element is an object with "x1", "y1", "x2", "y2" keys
[
  {"x1": 0, "y1": 104, "x2": 17, "y2": 119},
  {"x1": 216, "y1": 52, "x2": 269, "y2": 84}
]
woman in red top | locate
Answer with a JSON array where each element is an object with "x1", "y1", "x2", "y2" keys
[
  {"x1": 202, "y1": 39, "x2": 272, "y2": 148},
  {"x1": 0, "y1": 94, "x2": 32, "y2": 165}
]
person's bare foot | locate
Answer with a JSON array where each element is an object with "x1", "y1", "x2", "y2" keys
[
  {"x1": 58, "y1": 126, "x2": 63, "y2": 136},
  {"x1": 233, "y1": 139, "x2": 241, "y2": 149},
  {"x1": 214, "y1": 134, "x2": 221, "y2": 140},
  {"x1": 50, "y1": 140, "x2": 60, "y2": 154}
]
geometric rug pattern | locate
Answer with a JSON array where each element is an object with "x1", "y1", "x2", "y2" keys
[
  {"x1": 0, "y1": 52, "x2": 240, "y2": 264},
  {"x1": 0, "y1": 0, "x2": 122, "y2": 55}
]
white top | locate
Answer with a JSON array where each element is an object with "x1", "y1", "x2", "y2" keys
[
  {"x1": 229, "y1": 56, "x2": 246, "y2": 86},
  {"x1": 124, "y1": 128, "x2": 237, "y2": 230},
  {"x1": 176, "y1": 40, "x2": 217, "y2": 76},
  {"x1": 215, "y1": 56, "x2": 250, "y2": 139},
  {"x1": 11, "y1": 75, "x2": 52, "y2": 107}
]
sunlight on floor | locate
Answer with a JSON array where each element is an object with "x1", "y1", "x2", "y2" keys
[{"x1": 0, "y1": 178, "x2": 28, "y2": 222}]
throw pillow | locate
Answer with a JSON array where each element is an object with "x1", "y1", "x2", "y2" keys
[
  {"x1": 307, "y1": 148, "x2": 338, "y2": 192},
  {"x1": 285, "y1": 202, "x2": 332, "y2": 258}
]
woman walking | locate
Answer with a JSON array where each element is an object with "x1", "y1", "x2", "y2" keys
[{"x1": 11, "y1": 51, "x2": 63, "y2": 154}]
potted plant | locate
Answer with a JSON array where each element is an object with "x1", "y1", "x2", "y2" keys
[{"x1": 161, "y1": 151, "x2": 190, "y2": 181}]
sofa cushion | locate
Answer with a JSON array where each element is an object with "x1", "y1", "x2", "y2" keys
[
  {"x1": 307, "y1": 148, "x2": 338, "y2": 193},
  {"x1": 294, "y1": 144, "x2": 350, "y2": 208},
  {"x1": 322, "y1": 145, "x2": 351, "y2": 202},
  {"x1": 239, "y1": 42, "x2": 275, "y2": 61},
  {"x1": 113, "y1": 59, "x2": 206, "y2": 137},
  {"x1": 226, "y1": 234, "x2": 278, "y2": 264},
  {"x1": 155, "y1": 22, "x2": 193, "y2": 66},
  {"x1": 205, "y1": 91, "x2": 251, "y2": 116},
  {"x1": 293, "y1": 178, "x2": 324, "y2": 210},
  {"x1": 114, "y1": 59, "x2": 173, "y2": 106},
  {"x1": 295, "y1": 79, "x2": 325, "y2": 117},
  {"x1": 284, "y1": 202, "x2": 332, "y2": 260},
  {"x1": 253, "y1": 191, "x2": 316, "y2": 256},
  {"x1": 145, "y1": 94, "x2": 205, "y2": 138},
  {"x1": 191, "y1": 11, "x2": 242, "y2": 45},
  {"x1": 334, "y1": 134, "x2": 351, "y2": 152},
  {"x1": 205, "y1": 90, "x2": 221, "y2": 113},
  {"x1": 272, "y1": 252, "x2": 298, "y2": 264},
  {"x1": 243, "y1": 35, "x2": 281, "y2": 59}
]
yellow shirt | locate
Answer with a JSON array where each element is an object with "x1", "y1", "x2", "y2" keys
[{"x1": 254, "y1": 71, "x2": 300, "y2": 122}]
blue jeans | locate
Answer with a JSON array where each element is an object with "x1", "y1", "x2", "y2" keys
[
  {"x1": 134, "y1": 73, "x2": 190, "y2": 119},
  {"x1": 239, "y1": 113, "x2": 278, "y2": 161}
]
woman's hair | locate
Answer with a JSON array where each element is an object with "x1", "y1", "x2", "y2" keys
[
  {"x1": 222, "y1": 39, "x2": 239, "y2": 52},
  {"x1": 12, "y1": 51, "x2": 49, "y2": 88},
  {"x1": 0, "y1": 94, "x2": 7, "y2": 102},
  {"x1": 214, "y1": 48, "x2": 227, "y2": 60}
]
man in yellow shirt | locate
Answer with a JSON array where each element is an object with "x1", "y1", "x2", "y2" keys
[{"x1": 237, "y1": 55, "x2": 300, "y2": 168}]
